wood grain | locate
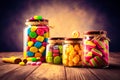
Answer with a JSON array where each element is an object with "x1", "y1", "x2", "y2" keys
[{"x1": 26, "y1": 63, "x2": 66, "y2": 80}]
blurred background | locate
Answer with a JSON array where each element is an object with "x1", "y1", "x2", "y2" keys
[{"x1": 0, "y1": 0, "x2": 119, "y2": 52}]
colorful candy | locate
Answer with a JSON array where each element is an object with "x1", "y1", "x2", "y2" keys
[
  {"x1": 83, "y1": 30, "x2": 109, "y2": 68},
  {"x1": 63, "y1": 38, "x2": 83, "y2": 67},
  {"x1": 46, "y1": 37, "x2": 64, "y2": 64},
  {"x1": 24, "y1": 16, "x2": 49, "y2": 62}
]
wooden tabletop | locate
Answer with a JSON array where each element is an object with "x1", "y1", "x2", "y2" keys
[{"x1": 0, "y1": 52, "x2": 120, "y2": 80}]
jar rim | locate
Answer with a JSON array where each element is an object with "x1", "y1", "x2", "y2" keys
[
  {"x1": 65, "y1": 38, "x2": 83, "y2": 41},
  {"x1": 84, "y1": 30, "x2": 107, "y2": 35},
  {"x1": 48, "y1": 37, "x2": 65, "y2": 40}
]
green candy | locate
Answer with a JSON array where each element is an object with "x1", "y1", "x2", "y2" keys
[
  {"x1": 47, "y1": 51, "x2": 52, "y2": 57},
  {"x1": 32, "y1": 58, "x2": 37, "y2": 62},
  {"x1": 29, "y1": 32, "x2": 37, "y2": 38},
  {"x1": 54, "y1": 56, "x2": 61, "y2": 64},
  {"x1": 58, "y1": 45, "x2": 63, "y2": 54},
  {"x1": 34, "y1": 16, "x2": 42, "y2": 20},
  {"x1": 47, "y1": 57, "x2": 53, "y2": 63}
]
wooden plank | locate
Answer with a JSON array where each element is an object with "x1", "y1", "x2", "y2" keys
[
  {"x1": 88, "y1": 53, "x2": 120, "y2": 80},
  {"x1": 0, "y1": 64, "x2": 20, "y2": 77},
  {"x1": 65, "y1": 67, "x2": 98, "y2": 80},
  {"x1": 26, "y1": 63, "x2": 66, "y2": 80},
  {"x1": 0, "y1": 65, "x2": 38, "y2": 80}
]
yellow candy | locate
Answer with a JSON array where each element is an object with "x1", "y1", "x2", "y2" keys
[
  {"x1": 68, "y1": 60, "x2": 74, "y2": 66},
  {"x1": 27, "y1": 57, "x2": 34, "y2": 61},
  {"x1": 31, "y1": 26, "x2": 37, "y2": 32},
  {"x1": 69, "y1": 55, "x2": 74, "y2": 60},
  {"x1": 72, "y1": 31, "x2": 80, "y2": 38},
  {"x1": 28, "y1": 41, "x2": 34, "y2": 47},
  {"x1": 19, "y1": 62, "x2": 25, "y2": 66},
  {"x1": 44, "y1": 32, "x2": 49, "y2": 38},
  {"x1": 39, "y1": 46, "x2": 45, "y2": 53},
  {"x1": 74, "y1": 44, "x2": 80, "y2": 51},
  {"x1": 63, "y1": 59, "x2": 68, "y2": 66},
  {"x1": 69, "y1": 50, "x2": 77, "y2": 57},
  {"x1": 36, "y1": 36, "x2": 44, "y2": 42},
  {"x1": 23, "y1": 51, "x2": 27, "y2": 58},
  {"x1": 30, "y1": 47, "x2": 38, "y2": 53},
  {"x1": 63, "y1": 54, "x2": 68, "y2": 60},
  {"x1": 35, "y1": 52, "x2": 42, "y2": 57},
  {"x1": 84, "y1": 40, "x2": 96, "y2": 47},
  {"x1": 72, "y1": 55, "x2": 80, "y2": 64}
]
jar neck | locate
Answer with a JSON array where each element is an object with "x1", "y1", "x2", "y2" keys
[{"x1": 48, "y1": 40, "x2": 64, "y2": 44}]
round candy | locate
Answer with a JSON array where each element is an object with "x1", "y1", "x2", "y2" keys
[
  {"x1": 34, "y1": 16, "x2": 42, "y2": 20},
  {"x1": 36, "y1": 28, "x2": 44, "y2": 35},
  {"x1": 42, "y1": 42, "x2": 47, "y2": 47},
  {"x1": 54, "y1": 56, "x2": 61, "y2": 64},
  {"x1": 27, "y1": 51, "x2": 34, "y2": 57},
  {"x1": 19, "y1": 62, "x2": 25, "y2": 66},
  {"x1": 31, "y1": 62, "x2": 37, "y2": 66},
  {"x1": 35, "y1": 52, "x2": 42, "y2": 57},
  {"x1": 34, "y1": 41, "x2": 42, "y2": 48},
  {"x1": 29, "y1": 32, "x2": 37, "y2": 38},
  {"x1": 32, "y1": 58, "x2": 37, "y2": 62},
  {"x1": 36, "y1": 61, "x2": 42, "y2": 65},
  {"x1": 72, "y1": 31, "x2": 80, "y2": 38},
  {"x1": 30, "y1": 47, "x2": 38, "y2": 53}
]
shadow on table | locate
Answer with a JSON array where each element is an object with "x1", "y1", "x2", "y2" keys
[{"x1": 108, "y1": 63, "x2": 120, "y2": 70}]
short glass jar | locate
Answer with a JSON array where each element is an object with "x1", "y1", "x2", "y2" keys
[
  {"x1": 62, "y1": 38, "x2": 83, "y2": 67},
  {"x1": 83, "y1": 30, "x2": 109, "y2": 68},
  {"x1": 46, "y1": 37, "x2": 64, "y2": 64}
]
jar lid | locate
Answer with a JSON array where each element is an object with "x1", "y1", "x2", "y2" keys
[
  {"x1": 65, "y1": 38, "x2": 83, "y2": 41},
  {"x1": 48, "y1": 37, "x2": 65, "y2": 40},
  {"x1": 25, "y1": 16, "x2": 48, "y2": 26},
  {"x1": 84, "y1": 30, "x2": 107, "y2": 35}
]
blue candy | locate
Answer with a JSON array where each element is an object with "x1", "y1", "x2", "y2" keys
[
  {"x1": 44, "y1": 38, "x2": 48, "y2": 42},
  {"x1": 27, "y1": 51, "x2": 34, "y2": 57},
  {"x1": 27, "y1": 28, "x2": 31, "y2": 35},
  {"x1": 34, "y1": 41, "x2": 42, "y2": 48}
]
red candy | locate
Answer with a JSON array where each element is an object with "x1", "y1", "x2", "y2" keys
[
  {"x1": 36, "y1": 28, "x2": 44, "y2": 35},
  {"x1": 53, "y1": 53, "x2": 59, "y2": 57},
  {"x1": 31, "y1": 38, "x2": 37, "y2": 43}
]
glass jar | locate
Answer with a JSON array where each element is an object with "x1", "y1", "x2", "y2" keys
[
  {"x1": 46, "y1": 37, "x2": 64, "y2": 64},
  {"x1": 83, "y1": 30, "x2": 109, "y2": 68},
  {"x1": 63, "y1": 38, "x2": 83, "y2": 67},
  {"x1": 23, "y1": 16, "x2": 49, "y2": 62}
]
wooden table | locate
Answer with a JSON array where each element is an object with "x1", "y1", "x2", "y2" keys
[{"x1": 0, "y1": 52, "x2": 120, "y2": 80}]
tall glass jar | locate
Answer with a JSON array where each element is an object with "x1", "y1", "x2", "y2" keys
[
  {"x1": 23, "y1": 16, "x2": 49, "y2": 62},
  {"x1": 63, "y1": 38, "x2": 83, "y2": 67},
  {"x1": 46, "y1": 37, "x2": 64, "y2": 64},
  {"x1": 83, "y1": 30, "x2": 109, "y2": 68}
]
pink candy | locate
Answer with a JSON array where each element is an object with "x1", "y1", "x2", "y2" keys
[
  {"x1": 27, "y1": 61, "x2": 42, "y2": 66},
  {"x1": 36, "y1": 28, "x2": 44, "y2": 36}
]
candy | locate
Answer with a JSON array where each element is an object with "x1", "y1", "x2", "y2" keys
[
  {"x1": 29, "y1": 32, "x2": 37, "y2": 38},
  {"x1": 36, "y1": 28, "x2": 44, "y2": 35},
  {"x1": 89, "y1": 58, "x2": 98, "y2": 67},
  {"x1": 39, "y1": 46, "x2": 45, "y2": 53},
  {"x1": 84, "y1": 40, "x2": 96, "y2": 48},
  {"x1": 31, "y1": 26, "x2": 37, "y2": 32},
  {"x1": 27, "y1": 41, "x2": 34, "y2": 47},
  {"x1": 30, "y1": 47, "x2": 38, "y2": 53},
  {"x1": 93, "y1": 40, "x2": 105, "y2": 49},
  {"x1": 68, "y1": 60, "x2": 74, "y2": 66},
  {"x1": 53, "y1": 53, "x2": 59, "y2": 57},
  {"x1": 43, "y1": 27, "x2": 49, "y2": 32},
  {"x1": 42, "y1": 42, "x2": 47, "y2": 47},
  {"x1": 47, "y1": 51, "x2": 53, "y2": 57},
  {"x1": 31, "y1": 38, "x2": 37, "y2": 43},
  {"x1": 85, "y1": 52, "x2": 92, "y2": 62},
  {"x1": 91, "y1": 48, "x2": 102, "y2": 57},
  {"x1": 72, "y1": 55, "x2": 80, "y2": 64},
  {"x1": 46, "y1": 57, "x2": 53, "y2": 63},
  {"x1": 35, "y1": 52, "x2": 42, "y2": 57},
  {"x1": 27, "y1": 51, "x2": 34, "y2": 57},
  {"x1": 54, "y1": 56, "x2": 61, "y2": 64},
  {"x1": 74, "y1": 44, "x2": 80, "y2": 51},
  {"x1": 34, "y1": 41, "x2": 42, "y2": 48},
  {"x1": 19, "y1": 62, "x2": 25, "y2": 66},
  {"x1": 2, "y1": 57, "x2": 22, "y2": 64},
  {"x1": 72, "y1": 31, "x2": 80, "y2": 38},
  {"x1": 36, "y1": 36, "x2": 44, "y2": 42},
  {"x1": 53, "y1": 49, "x2": 59, "y2": 53},
  {"x1": 27, "y1": 28, "x2": 31, "y2": 34},
  {"x1": 27, "y1": 61, "x2": 42, "y2": 66},
  {"x1": 44, "y1": 32, "x2": 49, "y2": 38},
  {"x1": 34, "y1": 16, "x2": 42, "y2": 20},
  {"x1": 94, "y1": 56, "x2": 104, "y2": 66},
  {"x1": 32, "y1": 57, "x2": 37, "y2": 62},
  {"x1": 58, "y1": 45, "x2": 63, "y2": 53}
]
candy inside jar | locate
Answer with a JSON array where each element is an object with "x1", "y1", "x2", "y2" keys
[
  {"x1": 23, "y1": 16, "x2": 49, "y2": 62},
  {"x1": 63, "y1": 38, "x2": 83, "y2": 67},
  {"x1": 46, "y1": 37, "x2": 64, "y2": 64},
  {"x1": 83, "y1": 30, "x2": 110, "y2": 68}
]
